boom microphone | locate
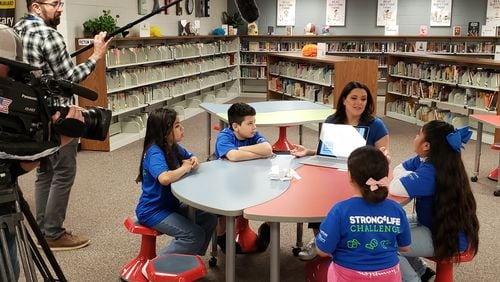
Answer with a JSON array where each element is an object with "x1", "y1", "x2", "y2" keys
[
  {"x1": 57, "y1": 79, "x2": 98, "y2": 101},
  {"x1": 39, "y1": 76, "x2": 98, "y2": 101},
  {"x1": 235, "y1": 0, "x2": 259, "y2": 23}
]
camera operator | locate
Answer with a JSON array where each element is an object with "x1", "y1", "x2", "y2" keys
[
  {"x1": 0, "y1": 59, "x2": 84, "y2": 281},
  {"x1": 13, "y1": 0, "x2": 111, "y2": 250}
]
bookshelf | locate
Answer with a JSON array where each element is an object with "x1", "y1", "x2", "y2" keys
[
  {"x1": 75, "y1": 36, "x2": 240, "y2": 151},
  {"x1": 384, "y1": 53, "x2": 500, "y2": 143},
  {"x1": 240, "y1": 35, "x2": 499, "y2": 95},
  {"x1": 266, "y1": 52, "x2": 378, "y2": 113}
]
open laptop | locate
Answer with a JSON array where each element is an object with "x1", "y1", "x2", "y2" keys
[{"x1": 299, "y1": 123, "x2": 369, "y2": 170}]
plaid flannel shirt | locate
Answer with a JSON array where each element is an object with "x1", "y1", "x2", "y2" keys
[{"x1": 14, "y1": 15, "x2": 96, "y2": 105}]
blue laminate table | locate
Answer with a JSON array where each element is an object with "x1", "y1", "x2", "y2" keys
[
  {"x1": 200, "y1": 100, "x2": 334, "y2": 157},
  {"x1": 171, "y1": 155, "x2": 296, "y2": 282}
]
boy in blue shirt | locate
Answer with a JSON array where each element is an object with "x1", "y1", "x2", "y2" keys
[
  {"x1": 215, "y1": 102, "x2": 273, "y2": 253},
  {"x1": 215, "y1": 103, "x2": 273, "y2": 161}
]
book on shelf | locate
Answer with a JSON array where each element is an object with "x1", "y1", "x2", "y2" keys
[{"x1": 467, "y1": 22, "x2": 480, "y2": 36}]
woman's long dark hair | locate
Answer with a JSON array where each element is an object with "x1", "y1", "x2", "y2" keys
[
  {"x1": 422, "y1": 120, "x2": 479, "y2": 259},
  {"x1": 331, "y1": 81, "x2": 375, "y2": 124},
  {"x1": 348, "y1": 146, "x2": 389, "y2": 203},
  {"x1": 136, "y1": 108, "x2": 183, "y2": 183}
]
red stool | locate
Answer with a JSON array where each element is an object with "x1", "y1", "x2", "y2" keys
[
  {"x1": 487, "y1": 143, "x2": 500, "y2": 181},
  {"x1": 120, "y1": 216, "x2": 162, "y2": 282},
  {"x1": 304, "y1": 256, "x2": 330, "y2": 282},
  {"x1": 235, "y1": 216, "x2": 259, "y2": 253},
  {"x1": 143, "y1": 254, "x2": 207, "y2": 282},
  {"x1": 426, "y1": 249, "x2": 474, "y2": 282}
]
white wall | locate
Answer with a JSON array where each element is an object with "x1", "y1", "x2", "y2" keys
[{"x1": 16, "y1": 0, "x2": 228, "y2": 53}]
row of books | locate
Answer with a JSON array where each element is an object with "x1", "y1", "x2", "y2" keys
[
  {"x1": 388, "y1": 79, "x2": 498, "y2": 111},
  {"x1": 106, "y1": 56, "x2": 232, "y2": 92},
  {"x1": 108, "y1": 71, "x2": 236, "y2": 113},
  {"x1": 386, "y1": 99, "x2": 470, "y2": 127},
  {"x1": 106, "y1": 41, "x2": 238, "y2": 67},
  {"x1": 240, "y1": 66, "x2": 267, "y2": 78},
  {"x1": 240, "y1": 53, "x2": 268, "y2": 65},
  {"x1": 241, "y1": 41, "x2": 316, "y2": 52},
  {"x1": 390, "y1": 61, "x2": 500, "y2": 89},
  {"x1": 269, "y1": 61, "x2": 334, "y2": 85},
  {"x1": 268, "y1": 77, "x2": 333, "y2": 104}
]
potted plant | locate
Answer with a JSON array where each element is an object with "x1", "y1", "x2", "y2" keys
[
  {"x1": 222, "y1": 11, "x2": 243, "y2": 35},
  {"x1": 83, "y1": 10, "x2": 120, "y2": 37}
]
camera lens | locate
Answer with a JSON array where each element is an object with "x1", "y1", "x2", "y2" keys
[{"x1": 81, "y1": 107, "x2": 112, "y2": 141}]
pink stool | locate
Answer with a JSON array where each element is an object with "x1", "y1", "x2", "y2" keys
[
  {"x1": 120, "y1": 216, "x2": 162, "y2": 282},
  {"x1": 426, "y1": 249, "x2": 474, "y2": 282},
  {"x1": 143, "y1": 254, "x2": 207, "y2": 282}
]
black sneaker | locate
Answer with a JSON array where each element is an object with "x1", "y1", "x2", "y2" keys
[
  {"x1": 494, "y1": 190, "x2": 500, "y2": 197},
  {"x1": 216, "y1": 233, "x2": 242, "y2": 254},
  {"x1": 421, "y1": 267, "x2": 436, "y2": 282},
  {"x1": 256, "y1": 223, "x2": 270, "y2": 252}
]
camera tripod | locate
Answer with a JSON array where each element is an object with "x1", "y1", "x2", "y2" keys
[{"x1": 0, "y1": 163, "x2": 66, "y2": 282}]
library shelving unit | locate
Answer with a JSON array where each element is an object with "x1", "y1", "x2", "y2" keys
[
  {"x1": 326, "y1": 36, "x2": 499, "y2": 84},
  {"x1": 384, "y1": 52, "x2": 500, "y2": 143},
  {"x1": 75, "y1": 35, "x2": 240, "y2": 151},
  {"x1": 266, "y1": 52, "x2": 378, "y2": 112},
  {"x1": 240, "y1": 35, "x2": 330, "y2": 94},
  {"x1": 240, "y1": 35, "x2": 499, "y2": 95}
]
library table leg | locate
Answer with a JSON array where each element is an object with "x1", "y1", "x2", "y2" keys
[
  {"x1": 472, "y1": 122, "x2": 483, "y2": 182},
  {"x1": 225, "y1": 216, "x2": 235, "y2": 282},
  {"x1": 270, "y1": 222, "x2": 280, "y2": 282},
  {"x1": 273, "y1": 127, "x2": 293, "y2": 153}
]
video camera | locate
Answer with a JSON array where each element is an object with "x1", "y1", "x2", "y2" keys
[{"x1": 0, "y1": 66, "x2": 111, "y2": 160}]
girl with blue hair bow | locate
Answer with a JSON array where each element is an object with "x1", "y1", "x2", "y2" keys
[{"x1": 389, "y1": 120, "x2": 479, "y2": 282}]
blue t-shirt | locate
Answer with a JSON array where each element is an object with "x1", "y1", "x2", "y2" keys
[
  {"x1": 135, "y1": 144, "x2": 193, "y2": 227},
  {"x1": 316, "y1": 197, "x2": 411, "y2": 271},
  {"x1": 324, "y1": 115, "x2": 388, "y2": 146},
  {"x1": 399, "y1": 156, "x2": 468, "y2": 251},
  {"x1": 214, "y1": 127, "x2": 268, "y2": 159}
]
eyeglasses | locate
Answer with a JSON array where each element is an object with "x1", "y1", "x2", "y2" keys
[{"x1": 37, "y1": 1, "x2": 64, "y2": 8}]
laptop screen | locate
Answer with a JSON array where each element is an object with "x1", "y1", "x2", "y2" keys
[{"x1": 316, "y1": 124, "x2": 370, "y2": 158}]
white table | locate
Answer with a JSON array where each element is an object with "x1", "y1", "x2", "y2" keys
[{"x1": 171, "y1": 155, "x2": 294, "y2": 282}]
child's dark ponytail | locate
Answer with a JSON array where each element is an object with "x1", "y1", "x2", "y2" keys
[{"x1": 347, "y1": 146, "x2": 389, "y2": 204}]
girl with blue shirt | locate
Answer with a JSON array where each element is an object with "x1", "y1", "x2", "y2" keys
[
  {"x1": 135, "y1": 108, "x2": 217, "y2": 256},
  {"x1": 389, "y1": 120, "x2": 479, "y2": 282},
  {"x1": 316, "y1": 146, "x2": 411, "y2": 281},
  {"x1": 292, "y1": 81, "x2": 390, "y2": 260}
]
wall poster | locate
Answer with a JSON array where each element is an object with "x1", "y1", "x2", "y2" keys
[
  {"x1": 326, "y1": 0, "x2": 346, "y2": 26},
  {"x1": 377, "y1": 0, "x2": 398, "y2": 26},
  {"x1": 486, "y1": 0, "x2": 500, "y2": 26},
  {"x1": 277, "y1": 0, "x2": 296, "y2": 26},
  {"x1": 430, "y1": 0, "x2": 452, "y2": 26}
]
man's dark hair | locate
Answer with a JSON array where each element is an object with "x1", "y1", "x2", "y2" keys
[
  {"x1": 26, "y1": 0, "x2": 37, "y2": 9},
  {"x1": 227, "y1": 103, "x2": 256, "y2": 130}
]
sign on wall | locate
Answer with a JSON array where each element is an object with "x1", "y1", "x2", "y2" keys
[
  {"x1": 0, "y1": 0, "x2": 15, "y2": 26},
  {"x1": 486, "y1": 0, "x2": 500, "y2": 26},
  {"x1": 430, "y1": 0, "x2": 452, "y2": 26},
  {"x1": 277, "y1": 0, "x2": 296, "y2": 26},
  {"x1": 377, "y1": 0, "x2": 398, "y2": 26},
  {"x1": 326, "y1": 0, "x2": 346, "y2": 26}
]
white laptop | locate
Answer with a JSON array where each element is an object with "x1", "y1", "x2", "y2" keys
[{"x1": 299, "y1": 124, "x2": 369, "y2": 170}]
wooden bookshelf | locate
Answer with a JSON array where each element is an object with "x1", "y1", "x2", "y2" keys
[
  {"x1": 385, "y1": 52, "x2": 500, "y2": 143},
  {"x1": 266, "y1": 52, "x2": 378, "y2": 113},
  {"x1": 75, "y1": 36, "x2": 240, "y2": 151}
]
